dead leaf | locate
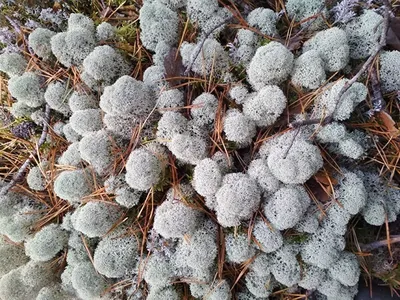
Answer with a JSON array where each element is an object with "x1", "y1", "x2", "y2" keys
[
  {"x1": 378, "y1": 111, "x2": 399, "y2": 137},
  {"x1": 287, "y1": 34, "x2": 303, "y2": 51},
  {"x1": 314, "y1": 171, "x2": 338, "y2": 186},
  {"x1": 163, "y1": 47, "x2": 183, "y2": 87}
]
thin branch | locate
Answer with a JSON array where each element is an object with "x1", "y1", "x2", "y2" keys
[
  {"x1": 289, "y1": 0, "x2": 391, "y2": 129},
  {"x1": 360, "y1": 235, "x2": 400, "y2": 252},
  {"x1": 184, "y1": 17, "x2": 232, "y2": 76},
  {"x1": 0, "y1": 104, "x2": 51, "y2": 196},
  {"x1": 369, "y1": 65, "x2": 385, "y2": 114}
]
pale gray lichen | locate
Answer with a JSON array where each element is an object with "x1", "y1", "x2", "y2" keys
[
  {"x1": 71, "y1": 262, "x2": 108, "y2": 299},
  {"x1": 44, "y1": 81, "x2": 71, "y2": 115},
  {"x1": 28, "y1": 28, "x2": 56, "y2": 59},
  {"x1": 157, "y1": 89, "x2": 184, "y2": 113},
  {"x1": 68, "y1": 13, "x2": 95, "y2": 32},
  {"x1": 0, "y1": 196, "x2": 45, "y2": 243},
  {"x1": 267, "y1": 137, "x2": 323, "y2": 184},
  {"x1": 69, "y1": 108, "x2": 103, "y2": 136},
  {"x1": 93, "y1": 233, "x2": 138, "y2": 278},
  {"x1": 153, "y1": 196, "x2": 203, "y2": 238},
  {"x1": 143, "y1": 253, "x2": 175, "y2": 288},
  {"x1": 186, "y1": 0, "x2": 232, "y2": 34},
  {"x1": 0, "y1": 52, "x2": 27, "y2": 77},
  {"x1": 243, "y1": 85, "x2": 287, "y2": 127},
  {"x1": 303, "y1": 27, "x2": 349, "y2": 72},
  {"x1": 50, "y1": 30, "x2": 95, "y2": 67},
  {"x1": 82, "y1": 45, "x2": 131, "y2": 86},
  {"x1": 298, "y1": 264, "x2": 325, "y2": 289},
  {"x1": 79, "y1": 130, "x2": 113, "y2": 175},
  {"x1": 147, "y1": 286, "x2": 180, "y2": 300},
  {"x1": 313, "y1": 79, "x2": 367, "y2": 121},
  {"x1": 0, "y1": 235, "x2": 29, "y2": 277},
  {"x1": 26, "y1": 162, "x2": 48, "y2": 192},
  {"x1": 9, "y1": 101, "x2": 36, "y2": 118},
  {"x1": 223, "y1": 109, "x2": 256, "y2": 147},
  {"x1": 247, "y1": 159, "x2": 281, "y2": 193},
  {"x1": 328, "y1": 251, "x2": 360, "y2": 287},
  {"x1": 321, "y1": 203, "x2": 351, "y2": 235},
  {"x1": 174, "y1": 226, "x2": 217, "y2": 274},
  {"x1": 156, "y1": 111, "x2": 188, "y2": 144},
  {"x1": 68, "y1": 91, "x2": 98, "y2": 112},
  {"x1": 191, "y1": 92, "x2": 218, "y2": 127},
  {"x1": 215, "y1": 173, "x2": 261, "y2": 227},
  {"x1": 192, "y1": 158, "x2": 222, "y2": 197},
  {"x1": 203, "y1": 280, "x2": 231, "y2": 300},
  {"x1": 72, "y1": 201, "x2": 122, "y2": 237},
  {"x1": 247, "y1": 8, "x2": 277, "y2": 36},
  {"x1": 245, "y1": 271, "x2": 275, "y2": 298},
  {"x1": 291, "y1": 50, "x2": 326, "y2": 89},
  {"x1": 344, "y1": 10, "x2": 383, "y2": 59},
  {"x1": 96, "y1": 22, "x2": 115, "y2": 40},
  {"x1": 225, "y1": 233, "x2": 256, "y2": 264},
  {"x1": 24, "y1": 223, "x2": 68, "y2": 262},
  {"x1": 301, "y1": 227, "x2": 346, "y2": 269},
  {"x1": 58, "y1": 142, "x2": 82, "y2": 167},
  {"x1": 139, "y1": 1, "x2": 179, "y2": 51},
  {"x1": 271, "y1": 245, "x2": 301, "y2": 286},
  {"x1": 285, "y1": 0, "x2": 326, "y2": 30},
  {"x1": 143, "y1": 65, "x2": 168, "y2": 92},
  {"x1": 169, "y1": 133, "x2": 208, "y2": 165},
  {"x1": 379, "y1": 50, "x2": 400, "y2": 93},
  {"x1": 8, "y1": 72, "x2": 45, "y2": 108},
  {"x1": 36, "y1": 284, "x2": 70, "y2": 300},
  {"x1": 100, "y1": 75, "x2": 154, "y2": 117},
  {"x1": 53, "y1": 169, "x2": 93, "y2": 204},
  {"x1": 295, "y1": 204, "x2": 320, "y2": 233},
  {"x1": 252, "y1": 218, "x2": 283, "y2": 253},
  {"x1": 63, "y1": 123, "x2": 81, "y2": 143},
  {"x1": 125, "y1": 148, "x2": 163, "y2": 191},
  {"x1": 229, "y1": 85, "x2": 249, "y2": 105},
  {"x1": 247, "y1": 42, "x2": 294, "y2": 90},
  {"x1": 263, "y1": 185, "x2": 311, "y2": 230},
  {"x1": 181, "y1": 39, "x2": 230, "y2": 76}
]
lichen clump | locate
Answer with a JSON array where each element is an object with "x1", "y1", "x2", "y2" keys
[{"x1": 0, "y1": 2, "x2": 399, "y2": 300}]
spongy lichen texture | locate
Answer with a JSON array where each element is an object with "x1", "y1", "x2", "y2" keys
[
  {"x1": 247, "y1": 42, "x2": 294, "y2": 90},
  {"x1": 28, "y1": 28, "x2": 56, "y2": 59},
  {"x1": 291, "y1": 50, "x2": 326, "y2": 89},
  {"x1": 8, "y1": 72, "x2": 45, "y2": 108},
  {"x1": 2, "y1": 5, "x2": 399, "y2": 300},
  {"x1": 93, "y1": 233, "x2": 138, "y2": 278},
  {"x1": 379, "y1": 50, "x2": 400, "y2": 92},
  {"x1": 0, "y1": 53, "x2": 27, "y2": 77},
  {"x1": 24, "y1": 224, "x2": 68, "y2": 262},
  {"x1": 139, "y1": 1, "x2": 179, "y2": 51},
  {"x1": 53, "y1": 169, "x2": 93, "y2": 204},
  {"x1": 71, "y1": 201, "x2": 122, "y2": 237},
  {"x1": 303, "y1": 27, "x2": 349, "y2": 72},
  {"x1": 215, "y1": 173, "x2": 261, "y2": 227},
  {"x1": 243, "y1": 85, "x2": 287, "y2": 127},
  {"x1": 125, "y1": 148, "x2": 163, "y2": 191},
  {"x1": 153, "y1": 189, "x2": 203, "y2": 238}
]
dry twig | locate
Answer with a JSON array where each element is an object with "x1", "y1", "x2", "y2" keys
[
  {"x1": 0, "y1": 104, "x2": 51, "y2": 196},
  {"x1": 360, "y1": 235, "x2": 400, "y2": 252},
  {"x1": 184, "y1": 17, "x2": 232, "y2": 76},
  {"x1": 289, "y1": 0, "x2": 391, "y2": 128}
]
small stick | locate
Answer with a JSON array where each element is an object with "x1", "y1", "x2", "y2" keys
[
  {"x1": 360, "y1": 235, "x2": 400, "y2": 252},
  {"x1": 0, "y1": 104, "x2": 51, "y2": 196},
  {"x1": 289, "y1": 0, "x2": 390, "y2": 129},
  {"x1": 369, "y1": 66, "x2": 385, "y2": 114},
  {"x1": 184, "y1": 17, "x2": 232, "y2": 76}
]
